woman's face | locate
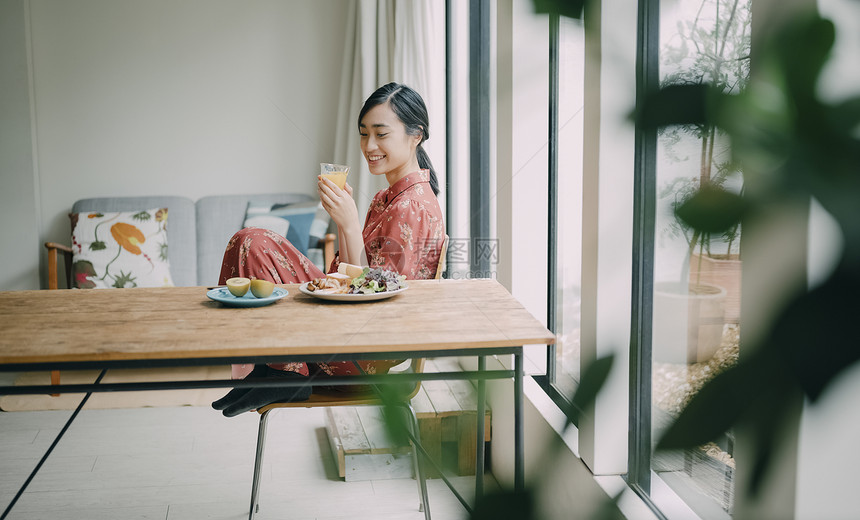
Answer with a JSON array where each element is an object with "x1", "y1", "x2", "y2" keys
[{"x1": 359, "y1": 102, "x2": 421, "y2": 183}]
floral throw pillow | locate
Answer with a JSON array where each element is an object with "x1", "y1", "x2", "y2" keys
[{"x1": 70, "y1": 208, "x2": 174, "y2": 289}]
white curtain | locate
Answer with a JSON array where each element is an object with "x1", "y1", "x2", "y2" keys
[{"x1": 332, "y1": 0, "x2": 446, "y2": 220}]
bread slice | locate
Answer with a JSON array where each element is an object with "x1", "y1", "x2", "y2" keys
[{"x1": 337, "y1": 262, "x2": 366, "y2": 279}]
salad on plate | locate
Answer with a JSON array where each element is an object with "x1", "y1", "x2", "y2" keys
[
  {"x1": 304, "y1": 264, "x2": 407, "y2": 295},
  {"x1": 348, "y1": 267, "x2": 406, "y2": 294}
]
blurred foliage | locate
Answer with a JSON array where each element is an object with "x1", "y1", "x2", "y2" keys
[
  {"x1": 395, "y1": 0, "x2": 857, "y2": 516},
  {"x1": 470, "y1": 355, "x2": 617, "y2": 520},
  {"x1": 638, "y1": 11, "x2": 860, "y2": 494},
  {"x1": 375, "y1": 355, "x2": 615, "y2": 520},
  {"x1": 532, "y1": 0, "x2": 588, "y2": 19},
  {"x1": 541, "y1": 0, "x2": 860, "y2": 508}
]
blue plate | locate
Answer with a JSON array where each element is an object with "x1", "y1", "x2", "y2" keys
[{"x1": 206, "y1": 287, "x2": 288, "y2": 307}]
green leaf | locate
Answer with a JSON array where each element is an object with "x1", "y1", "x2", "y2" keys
[
  {"x1": 771, "y1": 15, "x2": 835, "y2": 103},
  {"x1": 90, "y1": 240, "x2": 107, "y2": 251},
  {"x1": 674, "y1": 185, "x2": 745, "y2": 234},
  {"x1": 132, "y1": 211, "x2": 152, "y2": 221},
  {"x1": 532, "y1": 0, "x2": 587, "y2": 19},
  {"x1": 656, "y1": 352, "x2": 788, "y2": 452},
  {"x1": 471, "y1": 489, "x2": 536, "y2": 520},
  {"x1": 657, "y1": 363, "x2": 748, "y2": 450},
  {"x1": 828, "y1": 96, "x2": 860, "y2": 136},
  {"x1": 746, "y1": 385, "x2": 795, "y2": 496},
  {"x1": 565, "y1": 354, "x2": 614, "y2": 424},
  {"x1": 777, "y1": 270, "x2": 860, "y2": 402},
  {"x1": 635, "y1": 84, "x2": 725, "y2": 129},
  {"x1": 112, "y1": 270, "x2": 138, "y2": 289}
]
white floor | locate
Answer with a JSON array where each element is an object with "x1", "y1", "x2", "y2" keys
[{"x1": 0, "y1": 404, "x2": 481, "y2": 520}]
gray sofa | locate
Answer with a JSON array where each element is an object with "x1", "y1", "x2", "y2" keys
[{"x1": 46, "y1": 193, "x2": 333, "y2": 289}]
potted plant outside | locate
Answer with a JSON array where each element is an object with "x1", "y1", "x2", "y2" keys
[{"x1": 653, "y1": 0, "x2": 750, "y2": 365}]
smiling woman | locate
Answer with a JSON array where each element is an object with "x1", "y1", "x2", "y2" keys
[
  {"x1": 211, "y1": 83, "x2": 446, "y2": 417},
  {"x1": 357, "y1": 83, "x2": 441, "y2": 195}
]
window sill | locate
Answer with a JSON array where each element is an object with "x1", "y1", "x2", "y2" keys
[{"x1": 525, "y1": 376, "x2": 704, "y2": 520}]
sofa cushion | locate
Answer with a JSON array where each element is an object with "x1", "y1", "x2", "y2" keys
[
  {"x1": 71, "y1": 196, "x2": 196, "y2": 286},
  {"x1": 243, "y1": 209, "x2": 291, "y2": 238},
  {"x1": 195, "y1": 193, "x2": 315, "y2": 286},
  {"x1": 70, "y1": 208, "x2": 174, "y2": 289},
  {"x1": 243, "y1": 200, "x2": 322, "y2": 257}
]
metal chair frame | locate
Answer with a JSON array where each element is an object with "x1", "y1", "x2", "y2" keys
[
  {"x1": 248, "y1": 359, "x2": 430, "y2": 520},
  {"x1": 248, "y1": 234, "x2": 447, "y2": 519}
]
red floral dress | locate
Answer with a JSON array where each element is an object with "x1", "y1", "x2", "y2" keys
[{"x1": 219, "y1": 170, "x2": 445, "y2": 379}]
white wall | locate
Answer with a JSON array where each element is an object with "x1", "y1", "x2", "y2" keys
[
  {"x1": 578, "y1": 0, "x2": 636, "y2": 476},
  {"x1": 0, "y1": 0, "x2": 350, "y2": 290},
  {"x1": 0, "y1": 0, "x2": 41, "y2": 291},
  {"x1": 495, "y1": 0, "x2": 549, "y2": 318}
]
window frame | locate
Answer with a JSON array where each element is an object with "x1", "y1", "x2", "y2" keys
[{"x1": 535, "y1": 0, "x2": 677, "y2": 517}]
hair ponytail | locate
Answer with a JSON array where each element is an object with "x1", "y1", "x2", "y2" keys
[
  {"x1": 416, "y1": 145, "x2": 440, "y2": 196},
  {"x1": 359, "y1": 82, "x2": 440, "y2": 197}
]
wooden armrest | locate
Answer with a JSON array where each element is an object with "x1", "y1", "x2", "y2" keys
[
  {"x1": 45, "y1": 242, "x2": 73, "y2": 290},
  {"x1": 319, "y1": 233, "x2": 336, "y2": 270},
  {"x1": 45, "y1": 242, "x2": 73, "y2": 253}
]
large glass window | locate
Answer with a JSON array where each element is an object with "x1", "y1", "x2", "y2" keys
[
  {"x1": 524, "y1": 0, "x2": 755, "y2": 516},
  {"x1": 553, "y1": 16, "x2": 585, "y2": 397},
  {"x1": 650, "y1": 0, "x2": 750, "y2": 516}
]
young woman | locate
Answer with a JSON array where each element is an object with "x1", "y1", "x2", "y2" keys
[{"x1": 212, "y1": 83, "x2": 445, "y2": 417}]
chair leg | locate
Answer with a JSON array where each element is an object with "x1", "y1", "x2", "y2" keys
[
  {"x1": 403, "y1": 403, "x2": 431, "y2": 520},
  {"x1": 50, "y1": 370, "x2": 61, "y2": 397},
  {"x1": 249, "y1": 410, "x2": 271, "y2": 520}
]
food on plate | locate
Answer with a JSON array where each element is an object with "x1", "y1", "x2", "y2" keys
[
  {"x1": 307, "y1": 275, "x2": 350, "y2": 294},
  {"x1": 226, "y1": 277, "x2": 250, "y2": 297},
  {"x1": 349, "y1": 267, "x2": 406, "y2": 294},
  {"x1": 250, "y1": 279, "x2": 275, "y2": 298},
  {"x1": 326, "y1": 272, "x2": 351, "y2": 288},
  {"x1": 337, "y1": 262, "x2": 365, "y2": 279},
  {"x1": 305, "y1": 266, "x2": 406, "y2": 296}
]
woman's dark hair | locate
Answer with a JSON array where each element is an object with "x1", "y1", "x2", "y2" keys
[{"x1": 358, "y1": 82, "x2": 440, "y2": 196}]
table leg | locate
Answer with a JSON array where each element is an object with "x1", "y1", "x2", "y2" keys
[
  {"x1": 515, "y1": 350, "x2": 524, "y2": 492},
  {"x1": 1, "y1": 370, "x2": 106, "y2": 520},
  {"x1": 475, "y1": 355, "x2": 486, "y2": 502}
]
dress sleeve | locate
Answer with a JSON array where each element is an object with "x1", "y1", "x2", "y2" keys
[
  {"x1": 366, "y1": 200, "x2": 443, "y2": 280},
  {"x1": 327, "y1": 250, "x2": 340, "y2": 274}
]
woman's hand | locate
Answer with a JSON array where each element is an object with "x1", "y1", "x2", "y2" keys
[{"x1": 318, "y1": 177, "x2": 361, "y2": 234}]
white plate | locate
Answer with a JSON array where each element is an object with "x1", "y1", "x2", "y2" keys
[{"x1": 298, "y1": 282, "x2": 408, "y2": 302}]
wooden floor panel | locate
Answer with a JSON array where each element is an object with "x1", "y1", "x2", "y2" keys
[{"x1": 0, "y1": 405, "x2": 478, "y2": 519}]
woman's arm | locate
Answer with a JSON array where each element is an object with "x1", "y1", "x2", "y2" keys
[
  {"x1": 319, "y1": 178, "x2": 366, "y2": 266},
  {"x1": 339, "y1": 226, "x2": 366, "y2": 266},
  {"x1": 336, "y1": 226, "x2": 350, "y2": 266}
]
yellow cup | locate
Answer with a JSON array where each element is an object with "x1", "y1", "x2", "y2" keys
[{"x1": 320, "y1": 163, "x2": 349, "y2": 189}]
